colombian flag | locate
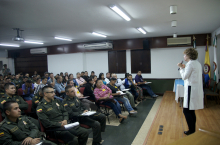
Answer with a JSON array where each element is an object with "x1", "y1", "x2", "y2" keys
[
  {"x1": 37, "y1": 109, "x2": 42, "y2": 113},
  {"x1": 204, "y1": 37, "x2": 211, "y2": 77}
]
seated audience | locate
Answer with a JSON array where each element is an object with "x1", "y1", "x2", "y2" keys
[
  {"x1": 55, "y1": 76, "x2": 66, "y2": 97},
  {"x1": 83, "y1": 78, "x2": 96, "y2": 102},
  {"x1": 0, "y1": 101, "x2": 56, "y2": 145},
  {"x1": 105, "y1": 72, "x2": 110, "y2": 84},
  {"x1": 65, "y1": 72, "x2": 68, "y2": 77},
  {"x1": 63, "y1": 86, "x2": 106, "y2": 145},
  {"x1": 60, "y1": 72, "x2": 64, "y2": 79},
  {"x1": 135, "y1": 71, "x2": 158, "y2": 98},
  {"x1": 62, "y1": 75, "x2": 68, "y2": 86},
  {"x1": 66, "y1": 80, "x2": 96, "y2": 110},
  {"x1": 37, "y1": 86, "x2": 89, "y2": 145},
  {"x1": 33, "y1": 70, "x2": 38, "y2": 76},
  {"x1": 91, "y1": 75, "x2": 98, "y2": 87},
  {"x1": 22, "y1": 76, "x2": 28, "y2": 85},
  {"x1": 0, "y1": 83, "x2": 28, "y2": 118},
  {"x1": 19, "y1": 73, "x2": 23, "y2": 81},
  {"x1": 81, "y1": 71, "x2": 85, "y2": 77},
  {"x1": 22, "y1": 80, "x2": 34, "y2": 100},
  {"x1": 112, "y1": 74, "x2": 137, "y2": 110},
  {"x1": 94, "y1": 79, "x2": 127, "y2": 123},
  {"x1": 34, "y1": 76, "x2": 48, "y2": 95},
  {"x1": 34, "y1": 77, "x2": 41, "y2": 90},
  {"x1": 13, "y1": 74, "x2": 22, "y2": 89},
  {"x1": 25, "y1": 73, "x2": 31, "y2": 80},
  {"x1": 76, "y1": 72, "x2": 87, "y2": 86},
  {"x1": 47, "y1": 72, "x2": 55, "y2": 87},
  {"x1": 98, "y1": 73, "x2": 107, "y2": 85},
  {"x1": 82, "y1": 71, "x2": 90, "y2": 82},
  {"x1": 44, "y1": 72, "x2": 50, "y2": 80},
  {"x1": 123, "y1": 74, "x2": 140, "y2": 102},
  {"x1": 10, "y1": 74, "x2": 15, "y2": 82},
  {"x1": 90, "y1": 71, "x2": 95, "y2": 78},
  {"x1": 69, "y1": 73, "x2": 79, "y2": 87},
  {"x1": 31, "y1": 88, "x2": 43, "y2": 115},
  {"x1": 107, "y1": 78, "x2": 137, "y2": 114},
  {"x1": 32, "y1": 75, "x2": 37, "y2": 84}
]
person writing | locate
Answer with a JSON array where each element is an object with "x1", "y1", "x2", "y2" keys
[{"x1": 177, "y1": 48, "x2": 203, "y2": 135}]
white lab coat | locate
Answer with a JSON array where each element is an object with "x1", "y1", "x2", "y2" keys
[{"x1": 180, "y1": 60, "x2": 204, "y2": 110}]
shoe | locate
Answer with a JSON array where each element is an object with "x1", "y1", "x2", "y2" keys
[
  {"x1": 135, "y1": 101, "x2": 137, "y2": 104},
  {"x1": 152, "y1": 95, "x2": 158, "y2": 98},
  {"x1": 130, "y1": 111, "x2": 137, "y2": 114},
  {"x1": 133, "y1": 107, "x2": 138, "y2": 110},
  {"x1": 92, "y1": 142, "x2": 102, "y2": 145},
  {"x1": 184, "y1": 130, "x2": 194, "y2": 135}
]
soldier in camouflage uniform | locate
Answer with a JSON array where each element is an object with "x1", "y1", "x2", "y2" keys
[{"x1": 13, "y1": 74, "x2": 22, "y2": 89}]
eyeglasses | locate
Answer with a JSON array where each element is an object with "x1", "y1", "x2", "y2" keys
[{"x1": 46, "y1": 91, "x2": 55, "y2": 94}]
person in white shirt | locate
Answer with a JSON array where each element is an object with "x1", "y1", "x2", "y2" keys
[
  {"x1": 112, "y1": 74, "x2": 137, "y2": 110},
  {"x1": 104, "y1": 72, "x2": 110, "y2": 84},
  {"x1": 177, "y1": 48, "x2": 203, "y2": 135},
  {"x1": 34, "y1": 78, "x2": 41, "y2": 90}
]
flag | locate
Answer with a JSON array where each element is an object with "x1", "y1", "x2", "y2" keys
[
  {"x1": 213, "y1": 36, "x2": 219, "y2": 83},
  {"x1": 193, "y1": 36, "x2": 196, "y2": 49},
  {"x1": 204, "y1": 37, "x2": 211, "y2": 77}
]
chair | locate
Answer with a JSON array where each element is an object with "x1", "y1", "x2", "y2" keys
[
  {"x1": 17, "y1": 88, "x2": 23, "y2": 96},
  {"x1": 38, "y1": 119, "x2": 66, "y2": 144},
  {"x1": 204, "y1": 82, "x2": 220, "y2": 107},
  {"x1": 79, "y1": 87, "x2": 85, "y2": 94},
  {"x1": 204, "y1": 79, "x2": 216, "y2": 92}
]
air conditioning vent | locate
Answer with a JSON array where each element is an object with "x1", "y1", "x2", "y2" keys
[
  {"x1": 167, "y1": 37, "x2": 191, "y2": 46},
  {"x1": 30, "y1": 48, "x2": 47, "y2": 54},
  {"x1": 83, "y1": 42, "x2": 113, "y2": 49}
]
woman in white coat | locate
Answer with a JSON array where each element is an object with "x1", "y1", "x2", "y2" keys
[{"x1": 177, "y1": 48, "x2": 204, "y2": 135}]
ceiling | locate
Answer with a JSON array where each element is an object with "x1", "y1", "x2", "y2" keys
[{"x1": 0, "y1": 0, "x2": 220, "y2": 50}]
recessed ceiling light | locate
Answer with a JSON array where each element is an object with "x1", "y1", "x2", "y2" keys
[
  {"x1": 170, "y1": 6, "x2": 177, "y2": 14},
  {"x1": 110, "y1": 5, "x2": 131, "y2": 21},
  {"x1": 92, "y1": 32, "x2": 107, "y2": 38},
  {"x1": 54, "y1": 37, "x2": 72, "y2": 41},
  {"x1": 0, "y1": 44, "x2": 20, "y2": 47},
  {"x1": 171, "y1": 20, "x2": 177, "y2": 27},
  {"x1": 137, "y1": 27, "x2": 147, "y2": 34},
  {"x1": 24, "y1": 41, "x2": 44, "y2": 44}
]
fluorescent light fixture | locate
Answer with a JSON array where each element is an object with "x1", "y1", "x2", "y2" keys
[
  {"x1": 24, "y1": 41, "x2": 44, "y2": 44},
  {"x1": 54, "y1": 37, "x2": 72, "y2": 41},
  {"x1": 92, "y1": 32, "x2": 107, "y2": 38},
  {"x1": 137, "y1": 28, "x2": 147, "y2": 34},
  {"x1": 0, "y1": 44, "x2": 20, "y2": 47},
  {"x1": 110, "y1": 5, "x2": 131, "y2": 21}
]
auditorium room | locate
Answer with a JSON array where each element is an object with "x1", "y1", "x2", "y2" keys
[{"x1": 0, "y1": 0, "x2": 220, "y2": 145}]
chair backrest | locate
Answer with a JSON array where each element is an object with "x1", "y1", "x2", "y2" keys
[
  {"x1": 209, "y1": 79, "x2": 216, "y2": 91},
  {"x1": 17, "y1": 88, "x2": 23, "y2": 96},
  {"x1": 216, "y1": 83, "x2": 220, "y2": 92},
  {"x1": 38, "y1": 119, "x2": 45, "y2": 132},
  {"x1": 79, "y1": 87, "x2": 85, "y2": 94},
  {"x1": 24, "y1": 100, "x2": 32, "y2": 115}
]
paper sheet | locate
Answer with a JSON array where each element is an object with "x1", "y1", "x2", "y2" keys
[
  {"x1": 64, "y1": 122, "x2": 79, "y2": 129},
  {"x1": 81, "y1": 111, "x2": 96, "y2": 116}
]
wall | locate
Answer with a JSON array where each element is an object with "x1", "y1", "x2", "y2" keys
[{"x1": 0, "y1": 50, "x2": 15, "y2": 75}]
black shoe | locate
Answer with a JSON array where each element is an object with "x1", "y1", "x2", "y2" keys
[
  {"x1": 133, "y1": 107, "x2": 138, "y2": 110},
  {"x1": 184, "y1": 130, "x2": 194, "y2": 135},
  {"x1": 92, "y1": 142, "x2": 102, "y2": 145},
  {"x1": 135, "y1": 101, "x2": 137, "y2": 104}
]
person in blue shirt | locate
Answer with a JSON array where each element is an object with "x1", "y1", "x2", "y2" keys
[
  {"x1": 22, "y1": 80, "x2": 34, "y2": 100},
  {"x1": 55, "y1": 76, "x2": 66, "y2": 98}
]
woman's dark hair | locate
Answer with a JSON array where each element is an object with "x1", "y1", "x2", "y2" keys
[
  {"x1": 94, "y1": 79, "x2": 103, "y2": 88},
  {"x1": 68, "y1": 73, "x2": 73, "y2": 79},
  {"x1": 125, "y1": 73, "x2": 129, "y2": 78},
  {"x1": 99, "y1": 73, "x2": 104, "y2": 80}
]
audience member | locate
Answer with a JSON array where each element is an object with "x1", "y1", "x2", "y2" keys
[
  {"x1": 31, "y1": 88, "x2": 43, "y2": 117},
  {"x1": 34, "y1": 76, "x2": 48, "y2": 94},
  {"x1": 63, "y1": 85, "x2": 106, "y2": 145},
  {"x1": 82, "y1": 71, "x2": 90, "y2": 82},
  {"x1": 2, "y1": 64, "x2": 10, "y2": 77},
  {"x1": 13, "y1": 74, "x2": 22, "y2": 88},
  {"x1": 135, "y1": 71, "x2": 158, "y2": 98},
  {"x1": 44, "y1": 72, "x2": 50, "y2": 80},
  {"x1": 98, "y1": 73, "x2": 106, "y2": 85},
  {"x1": 22, "y1": 80, "x2": 34, "y2": 100},
  {"x1": 0, "y1": 101, "x2": 56, "y2": 145},
  {"x1": 107, "y1": 78, "x2": 137, "y2": 114},
  {"x1": 0, "y1": 74, "x2": 3, "y2": 81},
  {"x1": 65, "y1": 72, "x2": 68, "y2": 77},
  {"x1": 94, "y1": 79, "x2": 127, "y2": 123},
  {"x1": 0, "y1": 80, "x2": 5, "y2": 97},
  {"x1": 32, "y1": 75, "x2": 37, "y2": 83},
  {"x1": 34, "y1": 77, "x2": 41, "y2": 90},
  {"x1": 60, "y1": 72, "x2": 64, "y2": 79},
  {"x1": 22, "y1": 76, "x2": 28, "y2": 85},
  {"x1": 47, "y1": 72, "x2": 55, "y2": 87},
  {"x1": 90, "y1": 71, "x2": 95, "y2": 78},
  {"x1": 37, "y1": 86, "x2": 89, "y2": 145},
  {"x1": 10, "y1": 74, "x2": 15, "y2": 82},
  {"x1": 76, "y1": 72, "x2": 87, "y2": 86},
  {"x1": 81, "y1": 71, "x2": 85, "y2": 77},
  {"x1": 112, "y1": 74, "x2": 137, "y2": 110},
  {"x1": 33, "y1": 70, "x2": 38, "y2": 76},
  {"x1": 105, "y1": 72, "x2": 110, "y2": 84},
  {"x1": 83, "y1": 78, "x2": 96, "y2": 102},
  {"x1": 55, "y1": 76, "x2": 66, "y2": 97},
  {"x1": 69, "y1": 73, "x2": 79, "y2": 87}
]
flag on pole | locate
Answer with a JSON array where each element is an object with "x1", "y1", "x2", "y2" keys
[
  {"x1": 204, "y1": 35, "x2": 211, "y2": 78},
  {"x1": 213, "y1": 35, "x2": 219, "y2": 83}
]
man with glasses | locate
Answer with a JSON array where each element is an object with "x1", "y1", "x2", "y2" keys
[{"x1": 37, "y1": 86, "x2": 89, "y2": 145}]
